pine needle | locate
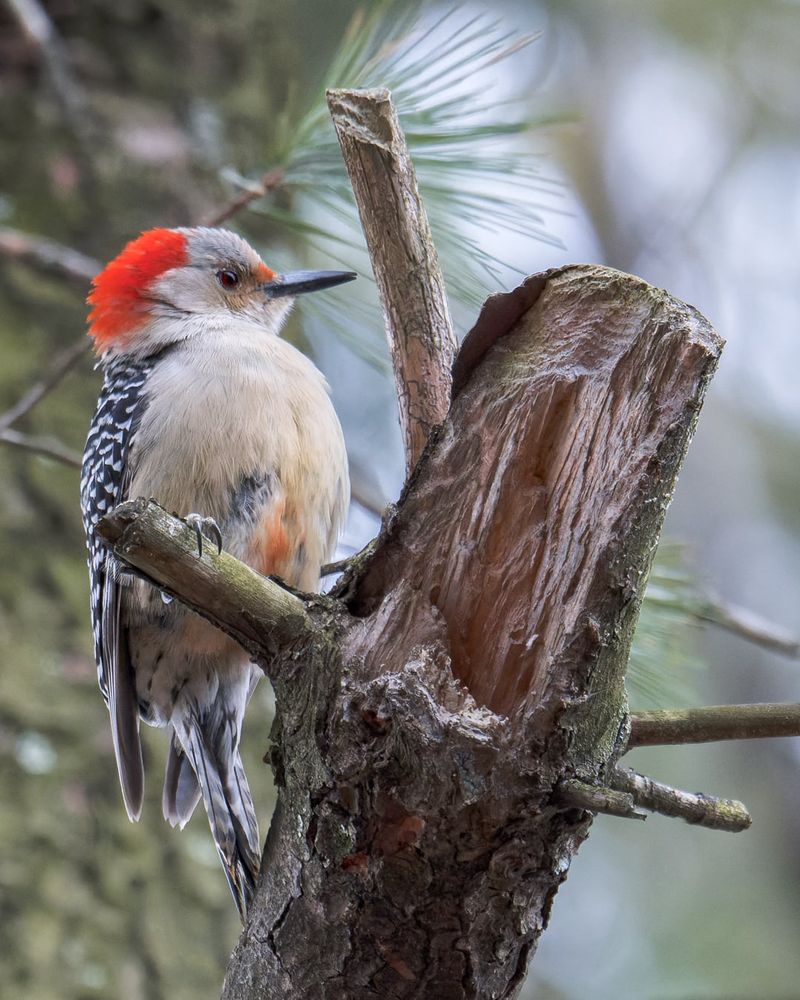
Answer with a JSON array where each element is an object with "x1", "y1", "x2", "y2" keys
[{"x1": 215, "y1": 2, "x2": 562, "y2": 362}]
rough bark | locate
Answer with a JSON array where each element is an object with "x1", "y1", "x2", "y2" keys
[{"x1": 100, "y1": 265, "x2": 723, "y2": 999}]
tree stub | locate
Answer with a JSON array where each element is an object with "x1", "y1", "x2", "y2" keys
[{"x1": 98, "y1": 267, "x2": 724, "y2": 999}]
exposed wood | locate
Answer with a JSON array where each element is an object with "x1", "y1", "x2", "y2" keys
[
  {"x1": 98, "y1": 265, "x2": 725, "y2": 999},
  {"x1": 327, "y1": 87, "x2": 457, "y2": 474},
  {"x1": 628, "y1": 703, "x2": 800, "y2": 749},
  {"x1": 342, "y1": 266, "x2": 724, "y2": 746}
]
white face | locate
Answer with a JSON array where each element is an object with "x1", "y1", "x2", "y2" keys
[{"x1": 147, "y1": 228, "x2": 292, "y2": 334}]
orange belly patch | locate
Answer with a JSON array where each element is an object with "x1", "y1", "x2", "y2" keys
[{"x1": 249, "y1": 498, "x2": 305, "y2": 584}]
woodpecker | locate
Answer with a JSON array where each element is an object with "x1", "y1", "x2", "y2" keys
[{"x1": 80, "y1": 227, "x2": 353, "y2": 917}]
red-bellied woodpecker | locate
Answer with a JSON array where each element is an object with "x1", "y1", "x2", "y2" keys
[{"x1": 80, "y1": 227, "x2": 353, "y2": 917}]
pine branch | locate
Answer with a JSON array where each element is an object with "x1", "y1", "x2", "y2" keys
[{"x1": 627, "y1": 703, "x2": 800, "y2": 748}]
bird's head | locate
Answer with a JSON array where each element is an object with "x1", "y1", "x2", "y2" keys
[{"x1": 87, "y1": 227, "x2": 356, "y2": 358}]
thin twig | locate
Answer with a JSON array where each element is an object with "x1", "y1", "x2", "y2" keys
[
  {"x1": 0, "y1": 335, "x2": 89, "y2": 435},
  {"x1": 0, "y1": 226, "x2": 99, "y2": 284},
  {"x1": 0, "y1": 228, "x2": 95, "y2": 470},
  {"x1": 328, "y1": 87, "x2": 457, "y2": 475},
  {"x1": 698, "y1": 597, "x2": 799, "y2": 657},
  {"x1": 0, "y1": 429, "x2": 82, "y2": 467},
  {"x1": 6, "y1": 0, "x2": 98, "y2": 186},
  {"x1": 608, "y1": 766, "x2": 751, "y2": 833},
  {"x1": 201, "y1": 168, "x2": 286, "y2": 228},
  {"x1": 320, "y1": 556, "x2": 353, "y2": 578},
  {"x1": 555, "y1": 779, "x2": 647, "y2": 821},
  {"x1": 627, "y1": 703, "x2": 800, "y2": 749}
]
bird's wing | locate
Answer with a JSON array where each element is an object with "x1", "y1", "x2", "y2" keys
[{"x1": 80, "y1": 357, "x2": 153, "y2": 820}]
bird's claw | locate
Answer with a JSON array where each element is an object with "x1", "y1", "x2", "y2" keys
[{"x1": 185, "y1": 513, "x2": 223, "y2": 558}]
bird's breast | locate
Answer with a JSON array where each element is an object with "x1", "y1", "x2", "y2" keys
[{"x1": 127, "y1": 326, "x2": 349, "y2": 590}]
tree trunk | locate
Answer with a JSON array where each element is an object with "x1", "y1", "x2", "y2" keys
[{"x1": 208, "y1": 265, "x2": 720, "y2": 999}]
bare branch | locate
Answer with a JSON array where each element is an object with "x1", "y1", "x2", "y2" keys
[
  {"x1": 556, "y1": 778, "x2": 647, "y2": 821},
  {"x1": 5, "y1": 0, "x2": 98, "y2": 184},
  {"x1": 0, "y1": 429, "x2": 82, "y2": 467},
  {"x1": 609, "y1": 766, "x2": 752, "y2": 833},
  {"x1": 627, "y1": 703, "x2": 800, "y2": 749},
  {"x1": 0, "y1": 226, "x2": 99, "y2": 284},
  {"x1": 698, "y1": 597, "x2": 799, "y2": 657},
  {"x1": 201, "y1": 167, "x2": 286, "y2": 228},
  {"x1": 327, "y1": 87, "x2": 457, "y2": 475},
  {"x1": 95, "y1": 499, "x2": 319, "y2": 667},
  {"x1": 0, "y1": 335, "x2": 89, "y2": 435}
]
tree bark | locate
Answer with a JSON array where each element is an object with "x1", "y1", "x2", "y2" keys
[
  {"x1": 101, "y1": 265, "x2": 723, "y2": 999},
  {"x1": 226, "y1": 267, "x2": 720, "y2": 1000}
]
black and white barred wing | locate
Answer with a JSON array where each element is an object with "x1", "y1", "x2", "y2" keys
[{"x1": 80, "y1": 357, "x2": 152, "y2": 820}]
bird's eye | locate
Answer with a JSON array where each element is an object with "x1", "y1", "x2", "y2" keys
[{"x1": 216, "y1": 269, "x2": 240, "y2": 290}]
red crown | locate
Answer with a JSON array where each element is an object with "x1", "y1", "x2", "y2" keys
[{"x1": 87, "y1": 228, "x2": 189, "y2": 351}]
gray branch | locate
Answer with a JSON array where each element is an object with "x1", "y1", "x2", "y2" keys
[
  {"x1": 628, "y1": 703, "x2": 800, "y2": 749},
  {"x1": 609, "y1": 767, "x2": 752, "y2": 833},
  {"x1": 328, "y1": 87, "x2": 457, "y2": 475},
  {"x1": 0, "y1": 225, "x2": 99, "y2": 284}
]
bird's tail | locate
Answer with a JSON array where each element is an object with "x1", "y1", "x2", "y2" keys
[{"x1": 171, "y1": 711, "x2": 261, "y2": 920}]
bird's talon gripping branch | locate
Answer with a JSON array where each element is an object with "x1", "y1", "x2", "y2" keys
[{"x1": 185, "y1": 513, "x2": 223, "y2": 558}]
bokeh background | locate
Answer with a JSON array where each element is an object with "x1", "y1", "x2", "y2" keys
[{"x1": 1, "y1": 1, "x2": 799, "y2": 998}]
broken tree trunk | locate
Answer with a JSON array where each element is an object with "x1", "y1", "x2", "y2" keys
[{"x1": 99, "y1": 264, "x2": 722, "y2": 999}]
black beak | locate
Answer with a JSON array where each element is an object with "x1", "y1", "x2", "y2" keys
[{"x1": 262, "y1": 269, "x2": 357, "y2": 299}]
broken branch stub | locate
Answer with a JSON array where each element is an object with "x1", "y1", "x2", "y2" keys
[
  {"x1": 327, "y1": 87, "x2": 457, "y2": 475},
  {"x1": 345, "y1": 266, "x2": 723, "y2": 758}
]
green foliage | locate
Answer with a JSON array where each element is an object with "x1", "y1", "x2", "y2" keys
[
  {"x1": 221, "y1": 3, "x2": 564, "y2": 357},
  {"x1": 631, "y1": 543, "x2": 705, "y2": 709}
]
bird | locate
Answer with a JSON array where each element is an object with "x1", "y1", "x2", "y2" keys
[{"x1": 80, "y1": 227, "x2": 353, "y2": 917}]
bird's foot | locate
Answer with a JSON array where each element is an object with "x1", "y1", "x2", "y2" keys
[{"x1": 185, "y1": 513, "x2": 223, "y2": 558}]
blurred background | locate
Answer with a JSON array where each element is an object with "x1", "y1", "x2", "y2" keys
[{"x1": 1, "y1": 1, "x2": 799, "y2": 997}]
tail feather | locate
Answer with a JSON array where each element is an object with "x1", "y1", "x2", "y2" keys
[
  {"x1": 163, "y1": 728, "x2": 201, "y2": 828},
  {"x1": 227, "y1": 754, "x2": 261, "y2": 876},
  {"x1": 103, "y1": 578, "x2": 144, "y2": 821},
  {"x1": 172, "y1": 713, "x2": 260, "y2": 920}
]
